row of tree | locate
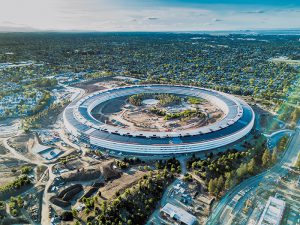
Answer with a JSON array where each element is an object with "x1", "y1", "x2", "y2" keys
[
  {"x1": 78, "y1": 171, "x2": 175, "y2": 225},
  {"x1": 22, "y1": 99, "x2": 70, "y2": 131},
  {"x1": 278, "y1": 104, "x2": 300, "y2": 128},
  {"x1": 205, "y1": 136, "x2": 289, "y2": 197},
  {"x1": 8, "y1": 196, "x2": 24, "y2": 217},
  {"x1": 128, "y1": 93, "x2": 182, "y2": 107},
  {"x1": 0, "y1": 175, "x2": 31, "y2": 194},
  {"x1": 155, "y1": 157, "x2": 181, "y2": 174},
  {"x1": 164, "y1": 109, "x2": 205, "y2": 121}
]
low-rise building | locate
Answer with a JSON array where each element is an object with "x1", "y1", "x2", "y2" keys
[
  {"x1": 114, "y1": 76, "x2": 140, "y2": 83},
  {"x1": 257, "y1": 196, "x2": 286, "y2": 225},
  {"x1": 160, "y1": 203, "x2": 197, "y2": 225}
]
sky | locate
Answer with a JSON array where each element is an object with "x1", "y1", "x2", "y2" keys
[{"x1": 0, "y1": 0, "x2": 300, "y2": 32}]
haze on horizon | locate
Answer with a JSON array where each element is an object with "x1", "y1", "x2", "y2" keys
[{"x1": 0, "y1": 0, "x2": 300, "y2": 32}]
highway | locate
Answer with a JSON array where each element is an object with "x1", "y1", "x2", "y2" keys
[{"x1": 206, "y1": 121, "x2": 300, "y2": 225}]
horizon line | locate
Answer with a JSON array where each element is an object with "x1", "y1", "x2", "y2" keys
[{"x1": 0, "y1": 27, "x2": 300, "y2": 34}]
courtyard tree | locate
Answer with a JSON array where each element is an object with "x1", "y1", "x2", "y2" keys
[{"x1": 262, "y1": 149, "x2": 271, "y2": 168}]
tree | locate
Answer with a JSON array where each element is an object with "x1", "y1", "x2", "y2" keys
[
  {"x1": 177, "y1": 166, "x2": 181, "y2": 173},
  {"x1": 208, "y1": 179, "x2": 216, "y2": 195},
  {"x1": 247, "y1": 159, "x2": 256, "y2": 175},
  {"x1": 16, "y1": 196, "x2": 23, "y2": 208},
  {"x1": 217, "y1": 176, "x2": 224, "y2": 192},
  {"x1": 224, "y1": 172, "x2": 234, "y2": 190},
  {"x1": 295, "y1": 155, "x2": 300, "y2": 168},
  {"x1": 11, "y1": 209, "x2": 18, "y2": 217},
  {"x1": 20, "y1": 166, "x2": 32, "y2": 174},
  {"x1": 84, "y1": 208, "x2": 90, "y2": 215},
  {"x1": 262, "y1": 149, "x2": 271, "y2": 168},
  {"x1": 100, "y1": 201, "x2": 107, "y2": 212},
  {"x1": 236, "y1": 163, "x2": 248, "y2": 179},
  {"x1": 60, "y1": 211, "x2": 73, "y2": 221},
  {"x1": 271, "y1": 149, "x2": 277, "y2": 164},
  {"x1": 208, "y1": 178, "x2": 219, "y2": 196},
  {"x1": 72, "y1": 208, "x2": 78, "y2": 218}
]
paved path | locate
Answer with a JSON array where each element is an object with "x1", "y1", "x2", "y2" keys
[
  {"x1": 2, "y1": 138, "x2": 40, "y2": 165},
  {"x1": 41, "y1": 165, "x2": 55, "y2": 225},
  {"x1": 0, "y1": 119, "x2": 21, "y2": 137},
  {"x1": 206, "y1": 121, "x2": 300, "y2": 225},
  {"x1": 0, "y1": 84, "x2": 86, "y2": 225},
  {"x1": 264, "y1": 129, "x2": 294, "y2": 138},
  {"x1": 40, "y1": 85, "x2": 85, "y2": 225}
]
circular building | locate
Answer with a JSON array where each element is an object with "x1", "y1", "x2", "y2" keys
[{"x1": 63, "y1": 85, "x2": 255, "y2": 155}]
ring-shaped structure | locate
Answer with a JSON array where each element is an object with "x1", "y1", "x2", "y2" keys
[{"x1": 63, "y1": 85, "x2": 255, "y2": 155}]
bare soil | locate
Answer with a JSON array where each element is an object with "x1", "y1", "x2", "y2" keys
[
  {"x1": 0, "y1": 156, "x2": 32, "y2": 186},
  {"x1": 95, "y1": 97, "x2": 224, "y2": 132},
  {"x1": 8, "y1": 133, "x2": 41, "y2": 162},
  {"x1": 0, "y1": 143, "x2": 8, "y2": 155},
  {"x1": 98, "y1": 169, "x2": 148, "y2": 200},
  {"x1": 9, "y1": 133, "x2": 34, "y2": 153},
  {"x1": 73, "y1": 77, "x2": 110, "y2": 94}
]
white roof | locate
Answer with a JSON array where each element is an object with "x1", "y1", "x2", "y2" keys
[
  {"x1": 31, "y1": 142, "x2": 53, "y2": 154},
  {"x1": 73, "y1": 84, "x2": 244, "y2": 138},
  {"x1": 161, "y1": 203, "x2": 197, "y2": 225},
  {"x1": 85, "y1": 128, "x2": 96, "y2": 135},
  {"x1": 258, "y1": 197, "x2": 286, "y2": 225}
]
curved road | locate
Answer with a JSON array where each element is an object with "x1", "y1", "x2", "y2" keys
[
  {"x1": 40, "y1": 85, "x2": 85, "y2": 225},
  {"x1": 1, "y1": 84, "x2": 86, "y2": 225},
  {"x1": 206, "y1": 121, "x2": 300, "y2": 225},
  {"x1": 264, "y1": 129, "x2": 293, "y2": 138}
]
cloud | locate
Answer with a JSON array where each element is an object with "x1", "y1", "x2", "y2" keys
[
  {"x1": 241, "y1": 10, "x2": 265, "y2": 14},
  {"x1": 212, "y1": 18, "x2": 223, "y2": 22},
  {"x1": 0, "y1": 0, "x2": 299, "y2": 31},
  {"x1": 147, "y1": 17, "x2": 159, "y2": 20},
  {"x1": 0, "y1": 20, "x2": 29, "y2": 27},
  {"x1": 0, "y1": 25, "x2": 39, "y2": 32},
  {"x1": 1, "y1": 21, "x2": 17, "y2": 25}
]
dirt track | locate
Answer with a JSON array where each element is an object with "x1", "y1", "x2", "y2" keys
[{"x1": 99, "y1": 169, "x2": 148, "y2": 200}]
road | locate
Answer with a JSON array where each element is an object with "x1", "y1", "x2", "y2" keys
[
  {"x1": 264, "y1": 129, "x2": 293, "y2": 138},
  {"x1": 2, "y1": 138, "x2": 41, "y2": 165},
  {"x1": 0, "y1": 119, "x2": 21, "y2": 137},
  {"x1": 206, "y1": 121, "x2": 300, "y2": 225},
  {"x1": 265, "y1": 129, "x2": 294, "y2": 150},
  {"x1": 40, "y1": 85, "x2": 85, "y2": 225},
  {"x1": 3, "y1": 136, "x2": 52, "y2": 224},
  {"x1": 1, "y1": 84, "x2": 86, "y2": 225},
  {"x1": 146, "y1": 156, "x2": 188, "y2": 225},
  {"x1": 41, "y1": 165, "x2": 56, "y2": 225}
]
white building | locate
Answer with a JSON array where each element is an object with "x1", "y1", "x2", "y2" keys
[
  {"x1": 257, "y1": 196, "x2": 286, "y2": 225},
  {"x1": 63, "y1": 85, "x2": 255, "y2": 155},
  {"x1": 161, "y1": 203, "x2": 197, "y2": 225},
  {"x1": 114, "y1": 76, "x2": 140, "y2": 83}
]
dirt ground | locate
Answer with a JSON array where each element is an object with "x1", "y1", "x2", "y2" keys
[
  {"x1": 8, "y1": 133, "x2": 41, "y2": 162},
  {"x1": 98, "y1": 169, "x2": 148, "y2": 200},
  {"x1": 95, "y1": 97, "x2": 224, "y2": 132},
  {"x1": 73, "y1": 77, "x2": 109, "y2": 94},
  {"x1": 22, "y1": 185, "x2": 45, "y2": 224},
  {"x1": 41, "y1": 104, "x2": 69, "y2": 129},
  {"x1": 0, "y1": 156, "x2": 33, "y2": 186},
  {"x1": 0, "y1": 143, "x2": 8, "y2": 155},
  {"x1": 9, "y1": 133, "x2": 34, "y2": 153}
]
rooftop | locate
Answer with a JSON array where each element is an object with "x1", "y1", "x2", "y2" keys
[
  {"x1": 257, "y1": 196, "x2": 286, "y2": 225},
  {"x1": 161, "y1": 203, "x2": 197, "y2": 225}
]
